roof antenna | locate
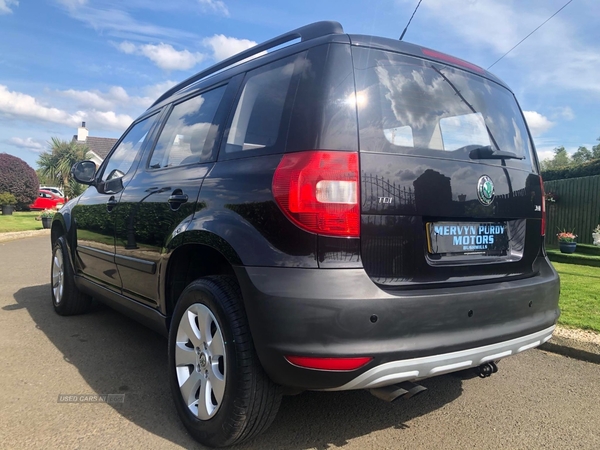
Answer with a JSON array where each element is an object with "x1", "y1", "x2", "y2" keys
[{"x1": 399, "y1": 0, "x2": 423, "y2": 41}]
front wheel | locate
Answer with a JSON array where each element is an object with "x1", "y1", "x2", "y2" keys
[
  {"x1": 168, "y1": 276, "x2": 281, "y2": 447},
  {"x1": 51, "y1": 236, "x2": 91, "y2": 316}
]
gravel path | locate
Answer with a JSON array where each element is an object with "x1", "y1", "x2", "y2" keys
[
  {"x1": 554, "y1": 325, "x2": 600, "y2": 345},
  {"x1": 0, "y1": 228, "x2": 50, "y2": 243}
]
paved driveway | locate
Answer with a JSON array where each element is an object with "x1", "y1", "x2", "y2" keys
[{"x1": 1, "y1": 236, "x2": 599, "y2": 449}]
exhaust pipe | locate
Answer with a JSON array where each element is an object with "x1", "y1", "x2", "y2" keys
[
  {"x1": 369, "y1": 381, "x2": 427, "y2": 402},
  {"x1": 477, "y1": 361, "x2": 498, "y2": 378}
]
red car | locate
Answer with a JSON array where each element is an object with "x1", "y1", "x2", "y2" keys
[{"x1": 30, "y1": 190, "x2": 65, "y2": 210}]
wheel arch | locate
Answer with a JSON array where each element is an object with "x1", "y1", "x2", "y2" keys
[
  {"x1": 163, "y1": 230, "x2": 243, "y2": 326},
  {"x1": 50, "y1": 218, "x2": 65, "y2": 246},
  {"x1": 50, "y1": 212, "x2": 78, "y2": 269}
]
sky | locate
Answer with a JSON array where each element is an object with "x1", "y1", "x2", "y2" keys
[{"x1": 1, "y1": 0, "x2": 599, "y2": 169}]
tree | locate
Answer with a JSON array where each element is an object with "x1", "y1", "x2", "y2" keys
[
  {"x1": 36, "y1": 169, "x2": 56, "y2": 186},
  {"x1": 540, "y1": 146, "x2": 571, "y2": 171},
  {"x1": 0, "y1": 153, "x2": 39, "y2": 209},
  {"x1": 592, "y1": 137, "x2": 600, "y2": 160},
  {"x1": 37, "y1": 138, "x2": 91, "y2": 199},
  {"x1": 571, "y1": 137, "x2": 600, "y2": 163},
  {"x1": 571, "y1": 146, "x2": 593, "y2": 165}
]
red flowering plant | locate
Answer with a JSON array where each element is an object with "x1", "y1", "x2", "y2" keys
[{"x1": 557, "y1": 230, "x2": 577, "y2": 243}]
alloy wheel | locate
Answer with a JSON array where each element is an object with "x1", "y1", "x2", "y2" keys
[
  {"x1": 175, "y1": 303, "x2": 227, "y2": 420},
  {"x1": 52, "y1": 249, "x2": 64, "y2": 305}
]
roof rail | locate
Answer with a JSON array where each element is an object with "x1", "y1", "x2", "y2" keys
[{"x1": 151, "y1": 21, "x2": 344, "y2": 107}]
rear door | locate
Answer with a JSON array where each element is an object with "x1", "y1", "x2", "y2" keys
[
  {"x1": 352, "y1": 47, "x2": 544, "y2": 288},
  {"x1": 113, "y1": 81, "x2": 234, "y2": 306}
]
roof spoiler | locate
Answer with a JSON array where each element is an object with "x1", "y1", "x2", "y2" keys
[{"x1": 151, "y1": 21, "x2": 344, "y2": 108}]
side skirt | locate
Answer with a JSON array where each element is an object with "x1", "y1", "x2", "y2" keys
[{"x1": 76, "y1": 275, "x2": 169, "y2": 337}]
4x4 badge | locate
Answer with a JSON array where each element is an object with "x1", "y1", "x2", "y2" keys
[{"x1": 477, "y1": 175, "x2": 495, "y2": 206}]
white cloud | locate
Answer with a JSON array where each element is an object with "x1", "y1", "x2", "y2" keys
[
  {"x1": 203, "y1": 34, "x2": 257, "y2": 61},
  {"x1": 59, "y1": 89, "x2": 114, "y2": 110},
  {"x1": 144, "y1": 80, "x2": 178, "y2": 100},
  {"x1": 198, "y1": 0, "x2": 229, "y2": 17},
  {"x1": 56, "y1": 0, "x2": 87, "y2": 9},
  {"x1": 8, "y1": 137, "x2": 45, "y2": 152},
  {"x1": 117, "y1": 41, "x2": 137, "y2": 54},
  {"x1": 0, "y1": 85, "x2": 132, "y2": 132},
  {"x1": 535, "y1": 148, "x2": 555, "y2": 162},
  {"x1": 0, "y1": 0, "x2": 18, "y2": 15},
  {"x1": 58, "y1": 3, "x2": 198, "y2": 42},
  {"x1": 87, "y1": 110, "x2": 133, "y2": 131},
  {"x1": 550, "y1": 106, "x2": 575, "y2": 121},
  {"x1": 523, "y1": 111, "x2": 554, "y2": 137},
  {"x1": 118, "y1": 41, "x2": 205, "y2": 71},
  {"x1": 0, "y1": 85, "x2": 83, "y2": 126},
  {"x1": 57, "y1": 85, "x2": 149, "y2": 110}
]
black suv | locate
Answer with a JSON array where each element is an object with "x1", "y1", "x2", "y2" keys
[{"x1": 52, "y1": 21, "x2": 560, "y2": 447}]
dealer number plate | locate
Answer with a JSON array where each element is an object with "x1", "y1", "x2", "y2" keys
[{"x1": 427, "y1": 222, "x2": 509, "y2": 256}]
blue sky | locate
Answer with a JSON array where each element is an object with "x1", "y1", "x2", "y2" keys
[{"x1": 1, "y1": 0, "x2": 599, "y2": 169}]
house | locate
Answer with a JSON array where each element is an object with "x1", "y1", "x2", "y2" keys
[{"x1": 72, "y1": 122, "x2": 118, "y2": 167}]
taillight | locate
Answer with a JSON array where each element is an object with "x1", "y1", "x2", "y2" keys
[
  {"x1": 540, "y1": 176, "x2": 546, "y2": 236},
  {"x1": 285, "y1": 355, "x2": 372, "y2": 371},
  {"x1": 272, "y1": 151, "x2": 359, "y2": 237}
]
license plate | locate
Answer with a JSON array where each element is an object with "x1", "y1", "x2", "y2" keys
[{"x1": 427, "y1": 222, "x2": 509, "y2": 256}]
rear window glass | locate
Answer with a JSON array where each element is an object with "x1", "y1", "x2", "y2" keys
[
  {"x1": 353, "y1": 47, "x2": 534, "y2": 169},
  {"x1": 224, "y1": 53, "x2": 304, "y2": 156}
]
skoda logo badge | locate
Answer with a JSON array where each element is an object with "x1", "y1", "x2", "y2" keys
[{"x1": 477, "y1": 175, "x2": 495, "y2": 206}]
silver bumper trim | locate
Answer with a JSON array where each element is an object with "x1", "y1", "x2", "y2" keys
[{"x1": 325, "y1": 325, "x2": 555, "y2": 391}]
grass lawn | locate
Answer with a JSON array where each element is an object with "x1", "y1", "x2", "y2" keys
[
  {"x1": 553, "y1": 262, "x2": 600, "y2": 333},
  {"x1": 0, "y1": 211, "x2": 43, "y2": 232}
]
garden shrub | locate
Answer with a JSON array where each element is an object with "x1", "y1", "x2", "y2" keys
[{"x1": 0, "y1": 153, "x2": 39, "y2": 209}]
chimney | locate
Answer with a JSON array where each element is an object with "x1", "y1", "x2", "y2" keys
[{"x1": 77, "y1": 122, "x2": 88, "y2": 142}]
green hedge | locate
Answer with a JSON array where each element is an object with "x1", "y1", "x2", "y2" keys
[{"x1": 542, "y1": 159, "x2": 600, "y2": 181}]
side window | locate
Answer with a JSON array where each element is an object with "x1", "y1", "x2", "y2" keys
[
  {"x1": 101, "y1": 114, "x2": 158, "y2": 182},
  {"x1": 149, "y1": 86, "x2": 226, "y2": 169},
  {"x1": 225, "y1": 54, "x2": 300, "y2": 155}
]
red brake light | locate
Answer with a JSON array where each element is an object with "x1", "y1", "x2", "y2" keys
[
  {"x1": 540, "y1": 176, "x2": 546, "y2": 236},
  {"x1": 285, "y1": 356, "x2": 372, "y2": 371},
  {"x1": 421, "y1": 48, "x2": 485, "y2": 73},
  {"x1": 272, "y1": 151, "x2": 360, "y2": 237}
]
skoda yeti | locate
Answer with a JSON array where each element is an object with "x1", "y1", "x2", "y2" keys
[{"x1": 50, "y1": 21, "x2": 560, "y2": 447}]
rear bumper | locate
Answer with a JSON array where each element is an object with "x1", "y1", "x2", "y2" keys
[
  {"x1": 325, "y1": 325, "x2": 555, "y2": 390},
  {"x1": 235, "y1": 256, "x2": 560, "y2": 390}
]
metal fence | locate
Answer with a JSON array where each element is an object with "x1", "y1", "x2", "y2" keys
[{"x1": 544, "y1": 175, "x2": 600, "y2": 245}]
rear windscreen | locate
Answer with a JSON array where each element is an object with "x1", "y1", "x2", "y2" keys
[{"x1": 352, "y1": 47, "x2": 535, "y2": 171}]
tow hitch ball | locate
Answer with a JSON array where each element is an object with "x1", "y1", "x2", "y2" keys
[{"x1": 477, "y1": 361, "x2": 498, "y2": 378}]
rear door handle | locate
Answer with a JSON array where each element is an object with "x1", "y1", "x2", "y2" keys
[
  {"x1": 106, "y1": 196, "x2": 118, "y2": 212},
  {"x1": 168, "y1": 189, "x2": 188, "y2": 210}
]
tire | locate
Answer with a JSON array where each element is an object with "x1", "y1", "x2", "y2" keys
[
  {"x1": 51, "y1": 236, "x2": 92, "y2": 316},
  {"x1": 168, "y1": 276, "x2": 282, "y2": 447}
]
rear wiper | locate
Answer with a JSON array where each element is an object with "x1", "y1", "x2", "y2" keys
[{"x1": 469, "y1": 145, "x2": 524, "y2": 160}]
